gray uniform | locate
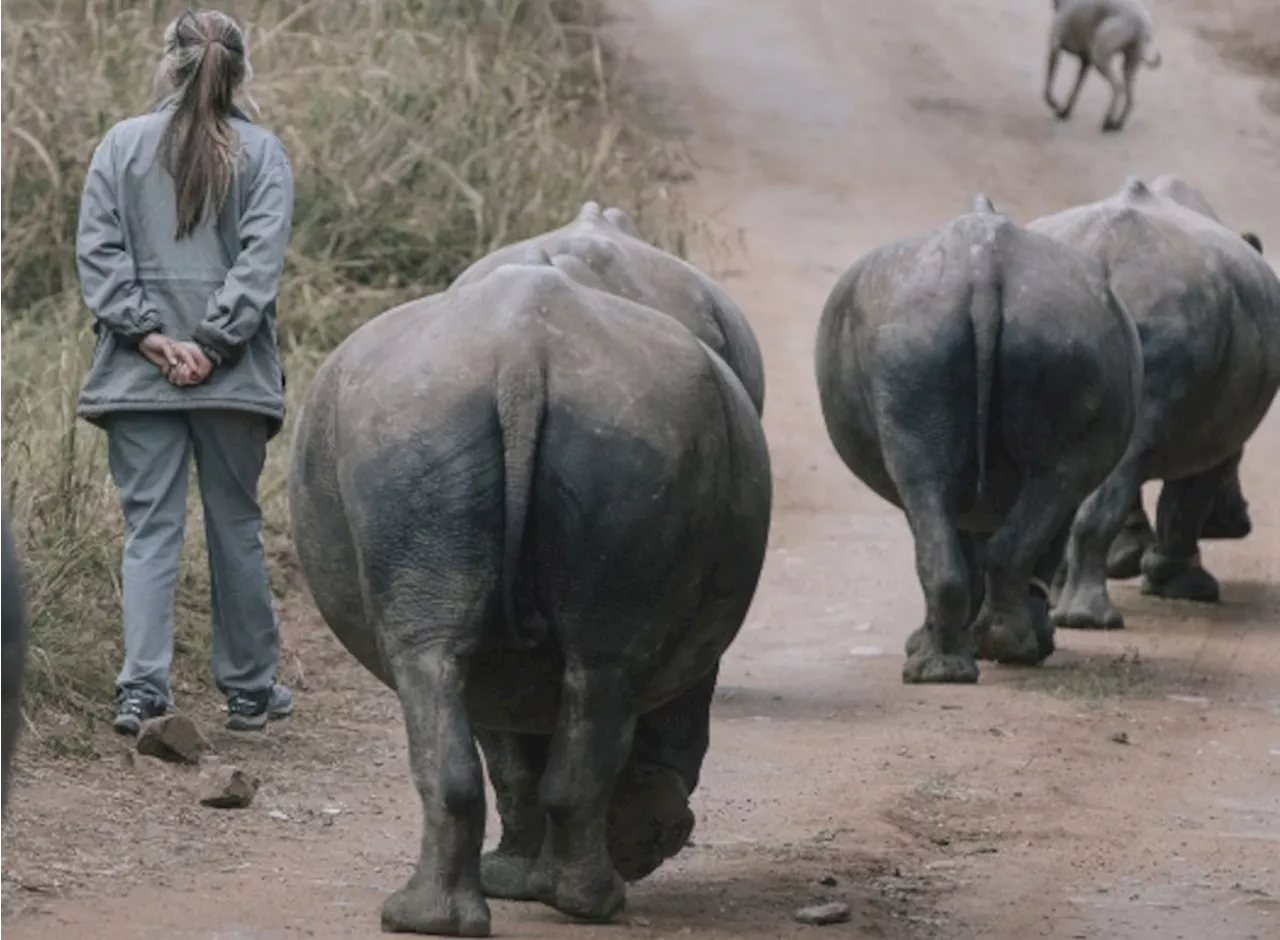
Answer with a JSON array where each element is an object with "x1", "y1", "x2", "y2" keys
[{"x1": 75, "y1": 94, "x2": 293, "y2": 704}]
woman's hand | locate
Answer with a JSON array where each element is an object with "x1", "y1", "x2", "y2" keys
[{"x1": 139, "y1": 333, "x2": 213, "y2": 386}]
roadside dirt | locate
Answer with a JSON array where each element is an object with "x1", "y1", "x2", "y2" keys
[{"x1": 3, "y1": 1, "x2": 1279, "y2": 938}]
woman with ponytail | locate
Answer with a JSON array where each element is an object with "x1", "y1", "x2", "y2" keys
[{"x1": 75, "y1": 10, "x2": 295, "y2": 734}]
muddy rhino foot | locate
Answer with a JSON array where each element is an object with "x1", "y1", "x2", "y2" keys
[
  {"x1": 1106, "y1": 526, "x2": 1151, "y2": 581},
  {"x1": 607, "y1": 763, "x2": 694, "y2": 882},
  {"x1": 973, "y1": 602, "x2": 1051, "y2": 667},
  {"x1": 529, "y1": 857, "x2": 626, "y2": 922},
  {"x1": 1050, "y1": 581, "x2": 1125, "y2": 630},
  {"x1": 902, "y1": 631, "x2": 979, "y2": 684},
  {"x1": 381, "y1": 877, "x2": 491, "y2": 936},
  {"x1": 479, "y1": 849, "x2": 537, "y2": 901},
  {"x1": 1140, "y1": 553, "x2": 1220, "y2": 603}
]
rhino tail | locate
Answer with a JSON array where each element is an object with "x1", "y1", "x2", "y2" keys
[
  {"x1": 495, "y1": 350, "x2": 547, "y2": 650},
  {"x1": 970, "y1": 250, "x2": 1004, "y2": 500}
]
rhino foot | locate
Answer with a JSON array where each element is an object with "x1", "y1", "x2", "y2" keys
[
  {"x1": 1140, "y1": 553, "x2": 1220, "y2": 603},
  {"x1": 479, "y1": 849, "x2": 537, "y2": 901},
  {"x1": 902, "y1": 643, "x2": 979, "y2": 684},
  {"x1": 904, "y1": 625, "x2": 928, "y2": 658},
  {"x1": 1106, "y1": 526, "x2": 1151, "y2": 580},
  {"x1": 381, "y1": 876, "x2": 491, "y2": 936},
  {"x1": 607, "y1": 762, "x2": 694, "y2": 882},
  {"x1": 973, "y1": 599, "x2": 1053, "y2": 667},
  {"x1": 528, "y1": 856, "x2": 626, "y2": 923}
]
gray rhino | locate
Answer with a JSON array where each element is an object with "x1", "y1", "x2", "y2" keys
[
  {"x1": 2, "y1": 511, "x2": 27, "y2": 813},
  {"x1": 288, "y1": 258, "x2": 772, "y2": 935},
  {"x1": 1030, "y1": 177, "x2": 1280, "y2": 629},
  {"x1": 815, "y1": 196, "x2": 1142, "y2": 684},
  {"x1": 1103, "y1": 175, "x2": 1261, "y2": 579},
  {"x1": 452, "y1": 201, "x2": 764, "y2": 415},
  {"x1": 452, "y1": 203, "x2": 767, "y2": 899}
]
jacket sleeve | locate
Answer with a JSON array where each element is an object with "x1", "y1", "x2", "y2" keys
[
  {"x1": 193, "y1": 139, "x2": 294, "y2": 366},
  {"x1": 75, "y1": 131, "x2": 162, "y2": 348}
]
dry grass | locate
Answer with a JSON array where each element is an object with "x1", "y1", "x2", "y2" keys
[{"x1": 1, "y1": 0, "x2": 695, "y2": 748}]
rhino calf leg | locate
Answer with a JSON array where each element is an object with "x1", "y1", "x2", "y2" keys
[
  {"x1": 382, "y1": 639, "x2": 490, "y2": 937},
  {"x1": 974, "y1": 475, "x2": 1079, "y2": 666},
  {"x1": 900, "y1": 493, "x2": 980, "y2": 685},
  {"x1": 476, "y1": 730, "x2": 549, "y2": 901},
  {"x1": 1198, "y1": 451, "x2": 1251, "y2": 540},
  {"x1": 1141, "y1": 464, "x2": 1231, "y2": 604},
  {"x1": 1053, "y1": 457, "x2": 1142, "y2": 630},
  {"x1": 529, "y1": 661, "x2": 634, "y2": 921},
  {"x1": 1106, "y1": 500, "x2": 1154, "y2": 580}
]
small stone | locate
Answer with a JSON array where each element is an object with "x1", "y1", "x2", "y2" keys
[
  {"x1": 1110, "y1": 731, "x2": 1131, "y2": 745},
  {"x1": 629, "y1": 915, "x2": 652, "y2": 927},
  {"x1": 794, "y1": 901, "x2": 852, "y2": 925},
  {"x1": 267, "y1": 809, "x2": 290, "y2": 821},
  {"x1": 818, "y1": 873, "x2": 838, "y2": 887},
  {"x1": 136, "y1": 714, "x2": 209, "y2": 764},
  {"x1": 199, "y1": 766, "x2": 259, "y2": 809}
]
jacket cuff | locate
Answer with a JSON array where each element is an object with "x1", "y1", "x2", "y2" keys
[
  {"x1": 113, "y1": 310, "x2": 163, "y2": 349},
  {"x1": 192, "y1": 323, "x2": 240, "y2": 366}
]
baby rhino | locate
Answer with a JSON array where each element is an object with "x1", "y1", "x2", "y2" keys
[{"x1": 815, "y1": 196, "x2": 1142, "y2": 683}]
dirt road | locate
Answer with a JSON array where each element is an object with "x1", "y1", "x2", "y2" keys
[{"x1": 3, "y1": 1, "x2": 1279, "y2": 938}]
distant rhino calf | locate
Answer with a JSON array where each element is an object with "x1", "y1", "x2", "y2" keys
[
  {"x1": 2, "y1": 511, "x2": 28, "y2": 813},
  {"x1": 815, "y1": 196, "x2": 1142, "y2": 683},
  {"x1": 1030, "y1": 177, "x2": 1280, "y2": 629},
  {"x1": 289, "y1": 260, "x2": 772, "y2": 935},
  {"x1": 1103, "y1": 175, "x2": 1262, "y2": 579},
  {"x1": 452, "y1": 203, "x2": 767, "y2": 896}
]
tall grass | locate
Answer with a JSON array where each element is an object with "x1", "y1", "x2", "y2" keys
[{"x1": 1, "y1": 0, "x2": 693, "y2": 742}]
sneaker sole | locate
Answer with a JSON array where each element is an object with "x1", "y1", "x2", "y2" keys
[
  {"x1": 113, "y1": 716, "x2": 142, "y2": 736},
  {"x1": 226, "y1": 712, "x2": 269, "y2": 732}
]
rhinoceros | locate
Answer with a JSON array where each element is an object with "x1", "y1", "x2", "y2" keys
[
  {"x1": 452, "y1": 203, "x2": 767, "y2": 901},
  {"x1": 2, "y1": 511, "x2": 27, "y2": 813},
  {"x1": 1030, "y1": 176, "x2": 1280, "y2": 629},
  {"x1": 452, "y1": 201, "x2": 764, "y2": 415},
  {"x1": 815, "y1": 195, "x2": 1142, "y2": 683},
  {"x1": 1102, "y1": 175, "x2": 1262, "y2": 579},
  {"x1": 288, "y1": 257, "x2": 772, "y2": 935}
]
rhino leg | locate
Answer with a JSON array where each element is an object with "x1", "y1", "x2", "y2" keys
[
  {"x1": 1141, "y1": 462, "x2": 1233, "y2": 604},
  {"x1": 608, "y1": 663, "x2": 717, "y2": 881},
  {"x1": 906, "y1": 532, "x2": 984, "y2": 659},
  {"x1": 1052, "y1": 455, "x2": 1143, "y2": 630},
  {"x1": 1198, "y1": 451, "x2": 1251, "y2": 540},
  {"x1": 1106, "y1": 500, "x2": 1155, "y2": 580},
  {"x1": 527, "y1": 659, "x2": 635, "y2": 922},
  {"x1": 898, "y1": 489, "x2": 980, "y2": 684},
  {"x1": 378, "y1": 605, "x2": 491, "y2": 935},
  {"x1": 973, "y1": 475, "x2": 1080, "y2": 666},
  {"x1": 476, "y1": 730, "x2": 549, "y2": 901}
]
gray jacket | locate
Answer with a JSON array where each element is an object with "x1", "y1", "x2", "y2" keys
[{"x1": 75, "y1": 95, "x2": 293, "y2": 438}]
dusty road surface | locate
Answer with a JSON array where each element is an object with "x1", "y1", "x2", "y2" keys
[{"x1": 3, "y1": 1, "x2": 1279, "y2": 938}]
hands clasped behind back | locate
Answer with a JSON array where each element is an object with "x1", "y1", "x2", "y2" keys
[{"x1": 139, "y1": 332, "x2": 215, "y2": 387}]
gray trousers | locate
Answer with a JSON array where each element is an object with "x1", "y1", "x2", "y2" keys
[{"x1": 107, "y1": 410, "x2": 279, "y2": 705}]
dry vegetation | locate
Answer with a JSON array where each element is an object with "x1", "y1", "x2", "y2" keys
[{"x1": 0, "y1": 0, "x2": 693, "y2": 745}]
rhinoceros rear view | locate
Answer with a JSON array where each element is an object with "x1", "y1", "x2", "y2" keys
[{"x1": 288, "y1": 259, "x2": 771, "y2": 935}]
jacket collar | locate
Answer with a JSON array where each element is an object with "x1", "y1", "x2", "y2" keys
[{"x1": 152, "y1": 90, "x2": 252, "y2": 123}]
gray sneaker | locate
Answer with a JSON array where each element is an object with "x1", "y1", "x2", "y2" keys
[
  {"x1": 112, "y1": 688, "x2": 167, "y2": 736},
  {"x1": 225, "y1": 683, "x2": 294, "y2": 732}
]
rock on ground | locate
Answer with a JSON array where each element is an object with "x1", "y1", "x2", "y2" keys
[
  {"x1": 136, "y1": 714, "x2": 210, "y2": 765},
  {"x1": 198, "y1": 766, "x2": 259, "y2": 809}
]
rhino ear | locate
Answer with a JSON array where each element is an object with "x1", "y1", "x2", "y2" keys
[
  {"x1": 604, "y1": 207, "x2": 640, "y2": 237},
  {"x1": 971, "y1": 194, "x2": 996, "y2": 214},
  {"x1": 1241, "y1": 232, "x2": 1263, "y2": 254}
]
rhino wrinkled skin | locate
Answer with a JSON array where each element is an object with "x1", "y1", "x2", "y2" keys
[
  {"x1": 815, "y1": 196, "x2": 1143, "y2": 684},
  {"x1": 288, "y1": 223, "x2": 771, "y2": 935},
  {"x1": 0, "y1": 504, "x2": 27, "y2": 819},
  {"x1": 1030, "y1": 176, "x2": 1280, "y2": 630}
]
